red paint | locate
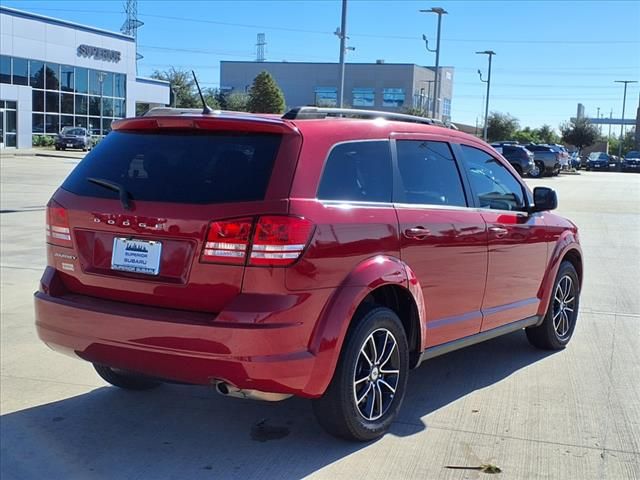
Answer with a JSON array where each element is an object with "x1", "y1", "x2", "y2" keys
[{"x1": 35, "y1": 113, "x2": 582, "y2": 398}]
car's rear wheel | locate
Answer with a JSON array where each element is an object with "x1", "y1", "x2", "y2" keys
[
  {"x1": 94, "y1": 364, "x2": 162, "y2": 390},
  {"x1": 526, "y1": 261, "x2": 580, "y2": 350},
  {"x1": 312, "y1": 306, "x2": 409, "y2": 441},
  {"x1": 529, "y1": 161, "x2": 544, "y2": 178}
]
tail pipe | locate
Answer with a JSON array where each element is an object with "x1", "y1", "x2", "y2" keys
[{"x1": 215, "y1": 381, "x2": 292, "y2": 402}]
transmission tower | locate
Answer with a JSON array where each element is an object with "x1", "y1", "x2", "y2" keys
[
  {"x1": 121, "y1": 0, "x2": 144, "y2": 67},
  {"x1": 256, "y1": 33, "x2": 266, "y2": 62}
]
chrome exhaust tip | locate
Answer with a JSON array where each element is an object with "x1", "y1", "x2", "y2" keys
[{"x1": 215, "y1": 381, "x2": 292, "y2": 402}]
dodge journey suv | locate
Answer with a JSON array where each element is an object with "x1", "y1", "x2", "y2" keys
[{"x1": 35, "y1": 107, "x2": 583, "y2": 441}]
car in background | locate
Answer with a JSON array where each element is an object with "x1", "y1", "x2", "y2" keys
[
  {"x1": 525, "y1": 144, "x2": 561, "y2": 177},
  {"x1": 586, "y1": 152, "x2": 612, "y2": 171},
  {"x1": 54, "y1": 127, "x2": 91, "y2": 151},
  {"x1": 569, "y1": 152, "x2": 582, "y2": 170},
  {"x1": 490, "y1": 143, "x2": 535, "y2": 177},
  {"x1": 622, "y1": 151, "x2": 640, "y2": 172}
]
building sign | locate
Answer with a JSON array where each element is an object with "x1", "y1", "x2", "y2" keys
[{"x1": 77, "y1": 44, "x2": 121, "y2": 63}]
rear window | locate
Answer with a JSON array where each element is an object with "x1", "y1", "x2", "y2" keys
[
  {"x1": 62, "y1": 131, "x2": 282, "y2": 204},
  {"x1": 317, "y1": 141, "x2": 392, "y2": 203}
]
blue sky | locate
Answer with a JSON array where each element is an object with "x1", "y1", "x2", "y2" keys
[{"x1": 4, "y1": 0, "x2": 640, "y2": 129}]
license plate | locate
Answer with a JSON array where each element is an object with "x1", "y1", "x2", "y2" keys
[
  {"x1": 111, "y1": 238, "x2": 162, "y2": 275},
  {"x1": 609, "y1": 164, "x2": 616, "y2": 167},
  {"x1": 66, "y1": 143, "x2": 73, "y2": 148}
]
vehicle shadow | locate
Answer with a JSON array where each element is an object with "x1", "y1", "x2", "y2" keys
[{"x1": 0, "y1": 331, "x2": 556, "y2": 479}]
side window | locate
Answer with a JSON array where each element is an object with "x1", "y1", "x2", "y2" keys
[
  {"x1": 317, "y1": 141, "x2": 392, "y2": 202},
  {"x1": 460, "y1": 145, "x2": 526, "y2": 211},
  {"x1": 396, "y1": 140, "x2": 467, "y2": 207}
]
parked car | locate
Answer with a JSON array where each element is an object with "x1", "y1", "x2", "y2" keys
[
  {"x1": 622, "y1": 151, "x2": 640, "y2": 172},
  {"x1": 586, "y1": 152, "x2": 612, "y2": 171},
  {"x1": 569, "y1": 152, "x2": 582, "y2": 170},
  {"x1": 35, "y1": 106, "x2": 583, "y2": 441},
  {"x1": 54, "y1": 127, "x2": 91, "y2": 151},
  {"x1": 524, "y1": 144, "x2": 561, "y2": 177},
  {"x1": 490, "y1": 143, "x2": 535, "y2": 177}
]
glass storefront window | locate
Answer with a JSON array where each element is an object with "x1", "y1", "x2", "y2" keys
[
  {"x1": 89, "y1": 70, "x2": 101, "y2": 95},
  {"x1": 102, "y1": 97, "x2": 114, "y2": 117},
  {"x1": 75, "y1": 67, "x2": 88, "y2": 94},
  {"x1": 114, "y1": 98, "x2": 125, "y2": 118},
  {"x1": 352, "y1": 88, "x2": 375, "y2": 107},
  {"x1": 102, "y1": 118, "x2": 113, "y2": 134},
  {"x1": 75, "y1": 117, "x2": 88, "y2": 128},
  {"x1": 114, "y1": 74, "x2": 126, "y2": 98},
  {"x1": 45, "y1": 114, "x2": 60, "y2": 134},
  {"x1": 32, "y1": 114, "x2": 45, "y2": 133},
  {"x1": 32, "y1": 90, "x2": 45, "y2": 112},
  {"x1": 30, "y1": 60, "x2": 45, "y2": 88},
  {"x1": 13, "y1": 58, "x2": 28, "y2": 86},
  {"x1": 60, "y1": 65, "x2": 74, "y2": 92},
  {"x1": 75, "y1": 95, "x2": 88, "y2": 115},
  {"x1": 46, "y1": 91, "x2": 60, "y2": 113},
  {"x1": 45, "y1": 63, "x2": 60, "y2": 90},
  {"x1": 61, "y1": 93, "x2": 74, "y2": 114},
  {"x1": 88, "y1": 117, "x2": 101, "y2": 133},
  {"x1": 61, "y1": 115, "x2": 74, "y2": 128},
  {"x1": 103, "y1": 72, "x2": 114, "y2": 98},
  {"x1": 382, "y1": 88, "x2": 405, "y2": 108},
  {"x1": 0, "y1": 55, "x2": 10, "y2": 84},
  {"x1": 89, "y1": 97, "x2": 101, "y2": 116},
  {"x1": 6, "y1": 109, "x2": 17, "y2": 133}
]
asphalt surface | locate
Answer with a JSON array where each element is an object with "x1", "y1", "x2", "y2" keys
[{"x1": 1, "y1": 154, "x2": 639, "y2": 479}]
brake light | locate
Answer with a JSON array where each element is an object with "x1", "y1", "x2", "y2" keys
[
  {"x1": 46, "y1": 201, "x2": 72, "y2": 247},
  {"x1": 202, "y1": 217, "x2": 253, "y2": 265},
  {"x1": 201, "y1": 216, "x2": 314, "y2": 267},
  {"x1": 249, "y1": 216, "x2": 314, "y2": 266}
]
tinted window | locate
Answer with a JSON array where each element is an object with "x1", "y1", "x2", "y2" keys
[
  {"x1": 396, "y1": 140, "x2": 466, "y2": 207},
  {"x1": 62, "y1": 132, "x2": 282, "y2": 204},
  {"x1": 0, "y1": 55, "x2": 10, "y2": 84},
  {"x1": 12, "y1": 57, "x2": 28, "y2": 86},
  {"x1": 318, "y1": 141, "x2": 392, "y2": 202},
  {"x1": 461, "y1": 145, "x2": 526, "y2": 211},
  {"x1": 29, "y1": 60, "x2": 44, "y2": 88}
]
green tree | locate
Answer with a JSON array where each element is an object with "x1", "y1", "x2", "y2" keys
[
  {"x1": 486, "y1": 112, "x2": 520, "y2": 142},
  {"x1": 402, "y1": 107, "x2": 428, "y2": 117},
  {"x1": 225, "y1": 92, "x2": 250, "y2": 112},
  {"x1": 535, "y1": 124, "x2": 559, "y2": 144},
  {"x1": 247, "y1": 71, "x2": 286, "y2": 114},
  {"x1": 513, "y1": 126, "x2": 540, "y2": 144},
  {"x1": 560, "y1": 117, "x2": 599, "y2": 152},
  {"x1": 607, "y1": 128, "x2": 636, "y2": 156},
  {"x1": 151, "y1": 67, "x2": 199, "y2": 108}
]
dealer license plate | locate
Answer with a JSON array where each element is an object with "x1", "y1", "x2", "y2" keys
[{"x1": 111, "y1": 238, "x2": 162, "y2": 275}]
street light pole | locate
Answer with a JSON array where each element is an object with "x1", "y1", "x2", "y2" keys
[
  {"x1": 615, "y1": 80, "x2": 638, "y2": 157},
  {"x1": 476, "y1": 50, "x2": 496, "y2": 142},
  {"x1": 420, "y1": 7, "x2": 447, "y2": 119},
  {"x1": 596, "y1": 106, "x2": 601, "y2": 135},
  {"x1": 337, "y1": 0, "x2": 348, "y2": 108},
  {"x1": 97, "y1": 71, "x2": 106, "y2": 138}
]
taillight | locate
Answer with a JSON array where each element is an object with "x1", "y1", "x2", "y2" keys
[
  {"x1": 249, "y1": 216, "x2": 314, "y2": 266},
  {"x1": 46, "y1": 201, "x2": 72, "y2": 247},
  {"x1": 201, "y1": 215, "x2": 314, "y2": 267},
  {"x1": 202, "y1": 217, "x2": 253, "y2": 265}
]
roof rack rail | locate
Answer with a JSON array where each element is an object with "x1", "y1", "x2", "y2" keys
[{"x1": 282, "y1": 106, "x2": 440, "y2": 126}]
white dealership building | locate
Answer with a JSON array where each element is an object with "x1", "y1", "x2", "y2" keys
[{"x1": 0, "y1": 6, "x2": 170, "y2": 149}]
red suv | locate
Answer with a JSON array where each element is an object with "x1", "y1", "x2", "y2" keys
[{"x1": 35, "y1": 107, "x2": 583, "y2": 441}]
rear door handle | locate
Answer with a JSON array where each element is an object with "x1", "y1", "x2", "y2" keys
[
  {"x1": 404, "y1": 227, "x2": 431, "y2": 239},
  {"x1": 489, "y1": 226, "x2": 509, "y2": 238}
]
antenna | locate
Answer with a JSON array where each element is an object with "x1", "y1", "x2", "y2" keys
[
  {"x1": 120, "y1": 0, "x2": 144, "y2": 70},
  {"x1": 256, "y1": 33, "x2": 266, "y2": 62},
  {"x1": 191, "y1": 70, "x2": 214, "y2": 115}
]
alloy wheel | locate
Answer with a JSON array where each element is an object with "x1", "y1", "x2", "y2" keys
[
  {"x1": 552, "y1": 275, "x2": 576, "y2": 340},
  {"x1": 353, "y1": 328, "x2": 400, "y2": 421}
]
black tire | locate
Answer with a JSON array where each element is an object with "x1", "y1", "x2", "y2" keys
[
  {"x1": 94, "y1": 364, "x2": 162, "y2": 390},
  {"x1": 312, "y1": 306, "x2": 409, "y2": 441},
  {"x1": 530, "y1": 161, "x2": 544, "y2": 178},
  {"x1": 54, "y1": 146, "x2": 60, "y2": 151},
  {"x1": 526, "y1": 261, "x2": 580, "y2": 350}
]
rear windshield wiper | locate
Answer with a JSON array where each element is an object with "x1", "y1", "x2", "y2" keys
[{"x1": 87, "y1": 177, "x2": 132, "y2": 210}]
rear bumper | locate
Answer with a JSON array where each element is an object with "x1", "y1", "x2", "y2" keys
[{"x1": 35, "y1": 289, "x2": 321, "y2": 398}]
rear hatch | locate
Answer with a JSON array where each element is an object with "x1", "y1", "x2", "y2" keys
[{"x1": 48, "y1": 115, "x2": 301, "y2": 312}]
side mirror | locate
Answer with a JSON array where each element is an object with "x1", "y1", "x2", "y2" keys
[{"x1": 531, "y1": 187, "x2": 557, "y2": 212}]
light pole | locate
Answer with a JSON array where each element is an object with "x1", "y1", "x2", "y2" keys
[
  {"x1": 420, "y1": 7, "x2": 447, "y2": 119},
  {"x1": 335, "y1": 0, "x2": 354, "y2": 108},
  {"x1": 97, "y1": 71, "x2": 106, "y2": 137},
  {"x1": 615, "y1": 80, "x2": 638, "y2": 157},
  {"x1": 476, "y1": 50, "x2": 496, "y2": 142},
  {"x1": 596, "y1": 106, "x2": 601, "y2": 135}
]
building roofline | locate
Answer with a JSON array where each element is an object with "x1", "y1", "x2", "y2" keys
[
  {"x1": 0, "y1": 6, "x2": 135, "y2": 42},
  {"x1": 136, "y1": 76, "x2": 170, "y2": 86},
  {"x1": 220, "y1": 60, "x2": 454, "y2": 69}
]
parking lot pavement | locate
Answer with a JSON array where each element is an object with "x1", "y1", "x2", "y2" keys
[{"x1": 1, "y1": 155, "x2": 639, "y2": 480}]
